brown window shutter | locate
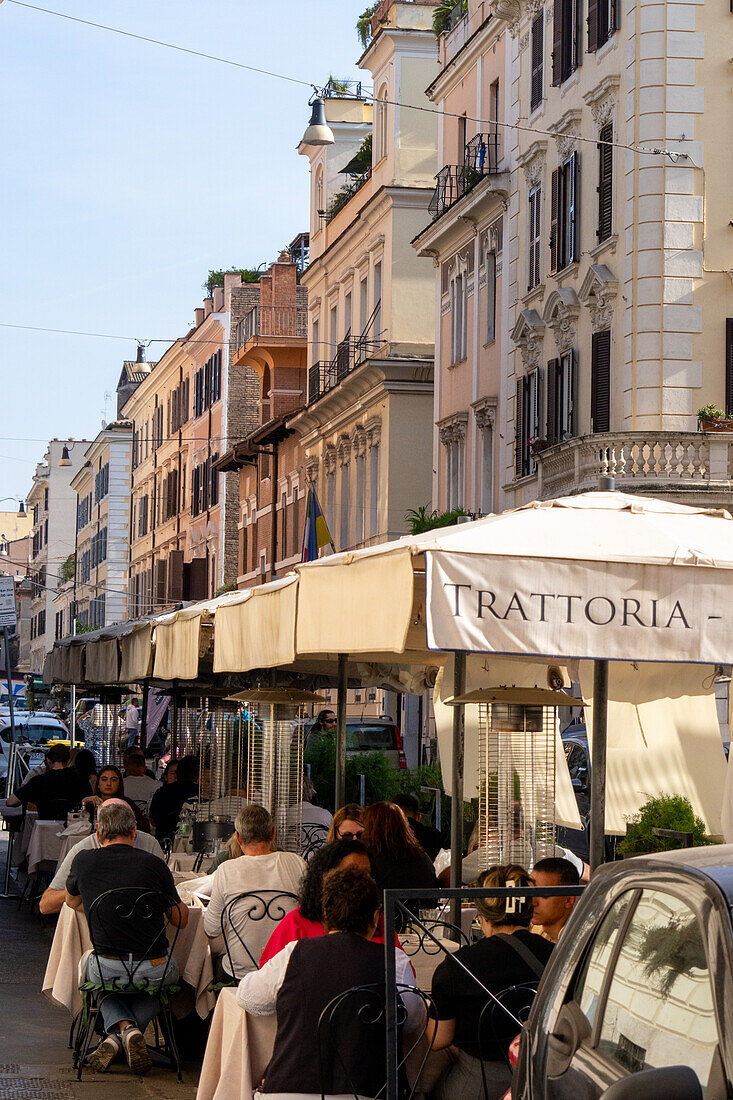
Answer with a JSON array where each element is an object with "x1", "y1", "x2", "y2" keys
[
  {"x1": 167, "y1": 549, "x2": 184, "y2": 603},
  {"x1": 546, "y1": 358, "x2": 559, "y2": 442},
  {"x1": 185, "y1": 557, "x2": 208, "y2": 601},
  {"x1": 155, "y1": 559, "x2": 167, "y2": 605},
  {"x1": 552, "y1": 0, "x2": 564, "y2": 84},
  {"x1": 568, "y1": 348, "x2": 578, "y2": 436},
  {"x1": 568, "y1": 152, "x2": 580, "y2": 263},
  {"x1": 726, "y1": 318, "x2": 733, "y2": 415},
  {"x1": 587, "y1": 0, "x2": 599, "y2": 51},
  {"x1": 530, "y1": 14, "x2": 544, "y2": 110},
  {"x1": 515, "y1": 377, "x2": 525, "y2": 476},
  {"x1": 609, "y1": 0, "x2": 618, "y2": 34},
  {"x1": 550, "y1": 168, "x2": 560, "y2": 274},
  {"x1": 591, "y1": 330, "x2": 611, "y2": 432},
  {"x1": 597, "y1": 125, "x2": 613, "y2": 241}
]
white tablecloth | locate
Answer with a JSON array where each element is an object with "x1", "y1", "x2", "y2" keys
[
  {"x1": 56, "y1": 827, "x2": 93, "y2": 866},
  {"x1": 42, "y1": 903, "x2": 216, "y2": 1019},
  {"x1": 196, "y1": 986, "x2": 276, "y2": 1100},
  {"x1": 169, "y1": 852, "x2": 208, "y2": 873},
  {"x1": 26, "y1": 819, "x2": 66, "y2": 874}
]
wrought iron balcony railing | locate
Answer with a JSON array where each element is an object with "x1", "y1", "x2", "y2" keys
[
  {"x1": 428, "y1": 132, "x2": 500, "y2": 221},
  {"x1": 308, "y1": 334, "x2": 384, "y2": 404},
  {"x1": 236, "y1": 305, "x2": 307, "y2": 351}
]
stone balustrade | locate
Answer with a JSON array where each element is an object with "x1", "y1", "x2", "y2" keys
[{"x1": 535, "y1": 431, "x2": 733, "y2": 502}]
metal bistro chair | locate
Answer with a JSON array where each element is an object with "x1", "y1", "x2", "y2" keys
[
  {"x1": 477, "y1": 981, "x2": 540, "y2": 1100},
  {"x1": 214, "y1": 889, "x2": 299, "y2": 991},
  {"x1": 301, "y1": 822, "x2": 329, "y2": 861},
  {"x1": 73, "y1": 887, "x2": 183, "y2": 1082},
  {"x1": 159, "y1": 836, "x2": 173, "y2": 864},
  {"x1": 192, "y1": 818, "x2": 233, "y2": 873},
  {"x1": 317, "y1": 982, "x2": 436, "y2": 1100}
]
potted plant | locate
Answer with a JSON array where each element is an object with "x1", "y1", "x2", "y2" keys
[
  {"x1": 528, "y1": 435, "x2": 550, "y2": 456},
  {"x1": 697, "y1": 403, "x2": 733, "y2": 431},
  {"x1": 617, "y1": 793, "x2": 712, "y2": 858}
]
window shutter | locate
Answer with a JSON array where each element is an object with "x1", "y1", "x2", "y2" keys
[
  {"x1": 568, "y1": 348, "x2": 577, "y2": 436},
  {"x1": 167, "y1": 550, "x2": 184, "y2": 602},
  {"x1": 587, "y1": 0, "x2": 599, "y2": 51},
  {"x1": 552, "y1": 0, "x2": 564, "y2": 85},
  {"x1": 721, "y1": 321, "x2": 726, "y2": 418},
  {"x1": 568, "y1": 152, "x2": 580, "y2": 263},
  {"x1": 534, "y1": 367, "x2": 544, "y2": 440},
  {"x1": 598, "y1": 125, "x2": 613, "y2": 241},
  {"x1": 528, "y1": 195, "x2": 536, "y2": 291},
  {"x1": 531, "y1": 14, "x2": 544, "y2": 110},
  {"x1": 515, "y1": 377, "x2": 524, "y2": 476},
  {"x1": 546, "y1": 359, "x2": 559, "y2": 442},
  {"x1": 591, "y1": 330, "x2": 611, "y2": 432},
  {"x1": 155, "y1": 559, "x2": 167, "y2": 605},
  {"x1": 609, "y1": 0, "x2": 618, "y2": 33},
  {"x1": 550, "y1": 169, "x2": 560, "y2": 273}
]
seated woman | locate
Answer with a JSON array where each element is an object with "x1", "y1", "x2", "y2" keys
[
  {"x1": 326, "y1": 803, "x2": 363, "y2": 842},
  {"x1": 260, "y1": 838, "x2": 374, "y2": 964},
  {"x1": 361, "y1": 801, "x2": 438, "y2": 911},
  {"x1": 428, "y1": 864, "x2": 554, "y2": 1100},
  {"x1": 239, "y1": 867, "x2": 424, "y2": 1098},
  {"x1": 83, "y1": 766, "x2": 150, "y2": 832}
]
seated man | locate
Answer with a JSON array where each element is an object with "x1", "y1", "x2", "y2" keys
[
  {"x1": 203, "y1": 804, "x2": 306, "y2": 977},
  {"x1": 40, "y1": 810, "x2": 165, "y2": 915},
  {"x1": 392, "y1": 793, "x2": 443, "y2": 862},
  {"x1": 121, "y1": 750, "x2": 161, "y2": 811},
  {"x1": 65, "y1": 800, "x2": 188, "y2": 1076},
  {"x1": 6, "y1": 744, "x2": 88, "y2": 820},
  {"x1": 239, "y1": 867, "x2": 423, "y2": 1098},
  {"x1": 530, "y1": 856, "x2": 581, "y2": 943}
]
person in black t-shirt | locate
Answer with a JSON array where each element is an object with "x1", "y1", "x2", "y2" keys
[
  {"x1": 6, "y1": 744, "x2": 89, "y2": 820},
  {"x1": 392, "y1": 793, "x2": 444, "y2": 862},
  {"x1": 429, "y1": 864, "x2": 553, "y2": 1100},
  {"x1": 361, "y1": 801, "x2": 438, "y2": 917},
  {"x1": 65, "y1": 799, "x2": 188, "y2": 1076},
  {"x1": 148, "y1": 753, "x2": 199, "y2": 841}
]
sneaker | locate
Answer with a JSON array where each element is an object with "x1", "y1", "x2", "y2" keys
[
  {"x1": 86, "y1": 1033, "x2": 122, "y2": 1073},
  {"x1": 120, "y1": 1025, "x2": 152, "y2": 1075}
]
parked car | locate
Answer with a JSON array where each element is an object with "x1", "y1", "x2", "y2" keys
[
  {"x1": 345, "y1": 719, "x2": 407, "y2": 769},
  {"x1": 513, "y1": 844, "x2": 733, "y2": 1098}
]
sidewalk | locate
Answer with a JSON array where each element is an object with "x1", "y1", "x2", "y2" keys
[{"x1": 0, "y1": 829, "x2": 199, "y2": 1099}]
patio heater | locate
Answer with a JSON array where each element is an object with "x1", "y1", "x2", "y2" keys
[
  {"x1": 228, "y1": 688, "x2": 324, "y2": 853},
  {"x1": 449, "y1": 685, "x2": 582, "y2": 874}
]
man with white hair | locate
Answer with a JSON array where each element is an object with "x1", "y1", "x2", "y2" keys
[
  {"x1": 204, "y1": 804, "x2": 306, "y2": 977},
  {"x1": 65, "y1": 799, "x2": 187, "y2": 1075}
]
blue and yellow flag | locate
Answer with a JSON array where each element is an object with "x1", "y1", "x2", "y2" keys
[{"x1": 301, "y1": 486, "x2": 334, "y2": 562}]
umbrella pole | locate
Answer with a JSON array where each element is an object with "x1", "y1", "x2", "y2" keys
[
  {"x1": 335, "y1": 654, "x2": 348, "y2": 809},
  {"x1": 589, "y1": 658, "x2": 609, "y2": 872},
  {"x1": 449, "y1": 652, "x2": 466, "y2": 932}
]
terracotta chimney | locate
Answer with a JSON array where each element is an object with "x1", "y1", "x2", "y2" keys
[{"x1": 195, "y1": 308, "x2": 205, "y2": 326}]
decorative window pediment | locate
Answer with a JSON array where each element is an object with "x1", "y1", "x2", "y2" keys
[
  {"x1": 543, "y1": 287, "x2": 580, "y2": 354},
  {"x1": 511, "y1": 308, "x2": 545, "y2": 371},
  {"x1": 579, "y1": 263, "x2": 618, "y2": 331}
]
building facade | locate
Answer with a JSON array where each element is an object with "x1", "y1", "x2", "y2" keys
[
  {"x1": 413, "y1": 0, "x2": 510, "y2": 516},
  {"x1": 69, "y1": 420, "x2": 132, "y2": 632},
  {"x1": 496, "y1": 0, "x2": 733, "y2": 505},
  {"x1": 295, "y1": 0, "x2": 439, "y2": 552},
  {"x1": 216, "y1": 254, "x2": 308, "y2": 586},
  {"x1": 26, "y1": 440, "x2": 88, "y2": 672}
]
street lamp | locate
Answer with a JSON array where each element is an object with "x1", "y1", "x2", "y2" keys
[
  {"x1": 300, "y1": 96, "x2": 335, "y2": 147},
  {"x1": 0, "y1": 498, "x2": 26, "y2": 518}
]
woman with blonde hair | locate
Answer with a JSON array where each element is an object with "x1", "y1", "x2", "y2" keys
[
  {"x1": 428, "y1": 864, "x2": 553, "y2": 1100},
  {"x1": 327, "y1": 803, "x2": 363, "y2": 842}
]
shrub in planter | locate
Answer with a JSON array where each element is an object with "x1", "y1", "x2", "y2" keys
[{"x1": 618, "y1": 793, "x2": 712, "y2": 857}]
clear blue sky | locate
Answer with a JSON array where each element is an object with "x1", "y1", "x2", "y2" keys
[{"x1": 0, "y1": 0, "x2": 366, "y2": 502}]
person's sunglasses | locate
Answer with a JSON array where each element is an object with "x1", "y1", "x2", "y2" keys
[
  {"x1": 323, "y1": 718, "x2": 337, "y2": 725},
  {"x1": 338, "y1": 829, "x2": 363, "y2": 840}
]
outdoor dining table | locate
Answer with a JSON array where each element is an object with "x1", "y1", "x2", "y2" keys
[
  {"x1": 26, "y1": 819, "x2": 67, "y2": 874},
  {"x1": 42, "y1": 901, "x2": 216, "y2": 1020},
  {"x1": 2, "y1": 806, "x2": 37, "y2": 866},
  {"x1": 196, "y1": 986, "x2": 277, "y2": 1100},
  {"x1": 55, "y1": 826, "x2": 93, "y2": 866},
  {"x1": 169, "y1": 851, "x2": 210, "y2": 873}
]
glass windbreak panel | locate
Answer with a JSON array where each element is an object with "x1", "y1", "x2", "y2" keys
[
  {"x1": 597, "y1": 890, "x2": 718, "y2": 1091},
  {"x1": 574, "y1": 893, "x2": 635, "y2": 1029},
  {"x1": 346, "y1": 724, "x2": 396, "y2": 751}
]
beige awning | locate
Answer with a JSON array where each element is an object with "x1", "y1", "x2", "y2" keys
[
  {"x1": 153, "y1": 590, "x2": 247, "y2": 681},
  {"x1": 65, "y1": 642, "x2": 85, "y2": 685},
  {"x1": 214, "y1": 578, "x2": 297, "y2": 673},
  {"x1": 42, "y1": 649, "x2": 56, "y2": 686},
  {"x1": 85, "y1": 638, "x2": 120, "y2": 685},
  {"x1": 119, "y1": 623, "x2": 154, "y2": 683},
  {"x1": 580, "y1": 660, "x2": 727, "y2": 836}
]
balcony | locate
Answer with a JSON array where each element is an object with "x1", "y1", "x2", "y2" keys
[
  {"x1": 534, "y1": 432, "x2": 733, "y2": 501},
  {"x1": 428, "y1": 133, "x2": 500, "y2": 220},
  {"x1": 235, "y1": 305, "x2": 307, "y2": 351},
  {"x1": 308, "y1": 335, "x2": 384, "y2": 404}
]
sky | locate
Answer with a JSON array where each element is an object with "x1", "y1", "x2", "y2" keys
[{"x1": 0, "y1": 0, "x2": 367, "y2": 502}]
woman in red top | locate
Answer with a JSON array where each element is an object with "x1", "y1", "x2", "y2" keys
[{"x1": 260, "y1": 839, "x2": 378, "y2": 964}]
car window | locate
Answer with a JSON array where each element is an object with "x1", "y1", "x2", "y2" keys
[
  {"x1": 21, "y1": 725, "x2": 63, "y2": 743},
  {"x1": 565, "y1": 743, "x2": 588, "y2": 784},
  {"x1": 346, "y1": 724, "x2": 397, "y2": 751},
  {"x1": 597, "y1": 890, "x2": 719, "y2": 1090},
  {"x1": 574, "y1": 892, "x2": 634, "y2": 1029}
]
